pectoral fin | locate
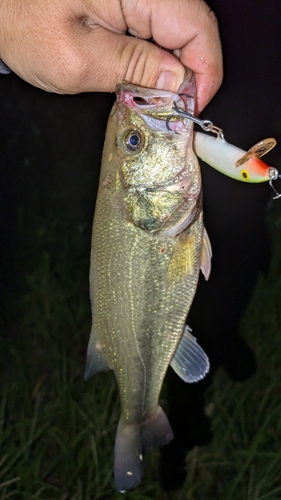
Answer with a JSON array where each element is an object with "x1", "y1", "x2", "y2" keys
[
  {"x1": 200, "y1": 227, "x2": 212, "y2": 281},
  {"x1": 166, "y1": 231, "x2": 196, "y2": 283},
  {"x1": 170, "y1": 326, "x2": 210, "y2": 382},
  {"x1": 84, "y1": 328, "x2": 110, "y2": 380}
]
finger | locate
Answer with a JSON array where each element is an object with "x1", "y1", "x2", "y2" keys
[
  {"x1": 120, "y1": 0, "x2": 223, "y2": 112},
  {"x1": 0, "y1": 8, "x2": 184, "y2": 95},
  {"x1": 62, "y1": 24, "x2": 186, "y2": 94}
]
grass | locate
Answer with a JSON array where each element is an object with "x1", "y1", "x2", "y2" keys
[{"x1": 1, "y1": 197, "x2": 281, "y2": 500}]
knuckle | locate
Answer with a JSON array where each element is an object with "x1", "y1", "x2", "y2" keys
[
  {"x1": 208, "y1": 7, "x2": 219, "y2": 26},
  {"x1": 121, "y1": 40, "x2": 156, "y2": 88}
]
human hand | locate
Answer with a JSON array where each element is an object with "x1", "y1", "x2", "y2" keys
[{"x1": 0, "y1": 0, "x2": 223, "y2": 112}]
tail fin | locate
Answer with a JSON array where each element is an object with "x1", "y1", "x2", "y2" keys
[
  {"x1": 114, "y1": 406, "x2": 173, "y2": 493},
  {"x1": 142, "y1": 406, "x2": 174, "y2": 450}
]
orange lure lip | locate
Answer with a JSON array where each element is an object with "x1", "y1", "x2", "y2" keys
[{"x1": 243, "y1": 157, "x2": 272, "y2": 178}]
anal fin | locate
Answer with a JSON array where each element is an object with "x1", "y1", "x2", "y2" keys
[{"x1": 170, "y1": 325, "x2": 210, "y2": 382}]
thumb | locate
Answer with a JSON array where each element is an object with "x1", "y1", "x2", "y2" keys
[{"x1": 75, "y1": 28, "x2": 186, "y2": 93}]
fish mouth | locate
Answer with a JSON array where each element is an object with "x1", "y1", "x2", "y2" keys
[
  {"x1": 116, "y1": 75, "x2": 196, "y2": 134},
  {"x1": 117, "y1": 86, "x2": 190, "y2": 115},
  {"x1": 116, "y1": 82, "x2": 178, "y2": 110},
  {"x1": 116, "y1": 68, "x2": 194, "y2": 109}
]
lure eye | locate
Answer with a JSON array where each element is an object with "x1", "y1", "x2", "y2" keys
[
  {"x1": 240, "y1": 169, "x2": 250, "y2": 181},
  {"x1": 123, "y1": 130, "x2": 143, "y2": 152}
]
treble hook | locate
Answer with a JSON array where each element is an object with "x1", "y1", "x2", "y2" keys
[
  {"x1": 166, "y1": 102, "x2": 224, "y2": 138},
  {"x1": 268, "y1": 168, "x2": 281, "y2": 199}
]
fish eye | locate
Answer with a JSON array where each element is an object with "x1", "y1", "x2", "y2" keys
[{"x1": 123, "y1": 130, "x2": 144, "y2": 153}]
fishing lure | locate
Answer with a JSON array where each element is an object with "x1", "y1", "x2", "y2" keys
[{"x1": 169, "y1": 103, "x2": 280, "y2": 199}]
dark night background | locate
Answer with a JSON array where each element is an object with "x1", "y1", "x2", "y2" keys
[{"x1": 0, "y1": 0, "x2": 281, "y2": 496}]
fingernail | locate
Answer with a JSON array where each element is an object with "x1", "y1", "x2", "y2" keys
[{"x1": 156, "y1": 71, "x2": 178, "y2": 91}]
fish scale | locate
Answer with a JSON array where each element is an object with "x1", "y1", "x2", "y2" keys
[
  {"x1": 85, "y1": 75, "x2": 210, "y2": 492},
  {"x1": 92, "y1": 197, "x2": 203, "y2": 416}
]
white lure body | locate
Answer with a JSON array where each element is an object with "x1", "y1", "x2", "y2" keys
[{"x1": 193, "y1": 131, "x2": 277, "y2": 184}]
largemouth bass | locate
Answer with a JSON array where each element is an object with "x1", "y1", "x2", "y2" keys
[{"x1": 85, "y1": 73, "x2": 211, "y2": 492}]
